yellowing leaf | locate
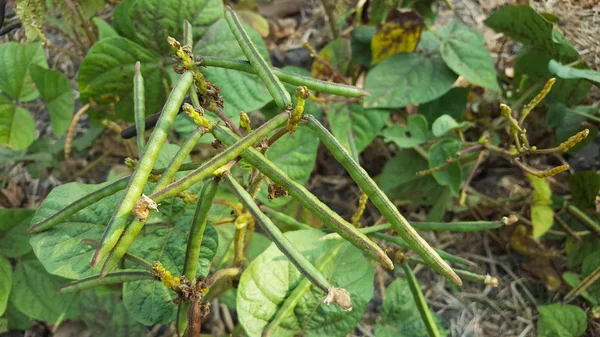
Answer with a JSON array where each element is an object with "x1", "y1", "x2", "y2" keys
[
  {"x1": 237, "y1": 10, "x2": 270, "y2": 37},
  {"x1": 310, "y1": 39, "x2": 351, "y2": 81},
  {"x1": 527, "y1": 174, "x2": 554, "y2": 238},
  {"x1": 371, "y1": 10, "x2": 423, "y2": 64}
]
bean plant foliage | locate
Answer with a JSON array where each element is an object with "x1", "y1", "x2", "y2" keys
[{"x1": 1, "y1": 0, "x2": 600, "y2": 337}]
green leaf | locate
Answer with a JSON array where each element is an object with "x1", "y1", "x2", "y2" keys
[
  {"x1": 537, "y1": 304, "x2": 587, "y2": 337},
  {"x1": 562, "y1": 272, "x2": 598, "y2": 305},
  {"x1": 527, "y1": 174, "x2": 554, "y2": 238},
  {"x1": 79, "y1": 290, "x2": 147, "y2": 337},
  {"x1": 428, "y1": 139, "x2": 462, "y2": 195},
  {"x1": 0, "y1": 256, "x2": 11, "y2": 316},
  {"x1": 374, "y1": 278, "x2": 448, "y2": 337},
  {"x1": 3, "y1": 301, "x2": 30, "y2": 330},
  {"x1": 327, "y1": 102, "x2": 389, "y2": 153},
  {"x1": 0, "y1": 208, "x2": 35, "y2": 258},
  {"x1": 438, "y1": 21, "x2": 499, "y2": 91},
  {"x1": 195, "y1": 19, "x2": 272, "y2": 120},
  {"x1": 29, "y1": 65, "x2": 74, "y2": 136},
  {"x1": 418, "y1": 87, "x2": 469, "y2": 125},
  {"x1": 549, "y1": 59, "x2": 600, "y2": 86},
  {"x1": 351, "y1": 26, "x2": 376, "y2": 66},
  {"x1": 0, "y1": 96, "x2": 36, "y2": 150},
  {"x1": 568, "y1": 171, "x2": 600, "y2": 211},
  {"x1": 431, "y1": 114, "x2": 472, "y2": 137},
  {"x1": 364, "y1": 33, "x2": 457, "y2": 108},
  {"x1": 78, "y1": 36, "x2": 169, "y2": 121},
  {"x1": 10, "y1": 256, "x2": 78, "y2": 322},
  {"x1": 0, "y1": 42, "x2": 48, "y2": 101},
  {"x1": 379, "y1": 149, "x2": 446, "y2": 205},
  {"x1": 566, "y1": 237, "x2": 600, "y2": 268},
  {"x1": 237, "y1": 230, "x2": 375, "y2": 337},
  {"x1": 125, "y1": 0, "x2": 223, "y2": 55},
  {"x1": 381, "y1": 114, "x2": 428, "y2": 148},
  {"x1": 92, "y1": 18, "x2": 119, "y2": 40}
]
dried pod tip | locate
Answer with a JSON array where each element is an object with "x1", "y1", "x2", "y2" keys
[
  {"x1": 167, "y1": 36, "x2": 180, "y2": 51},
  {"x1": 324, "y1": 287, "x2": 352, "y2": 312},
  {"x1": 484, "y1": 274, "x2": 499, "y2": 287},
  {"x1": 501, "y1": 214, "x2": 519, "y2": 226},
  {"x1": 132, "y1": 194, "x2": 158, "y2": 222},
  {"x1": 499, "y1": 103, "x2": 511, "y2": 117}
]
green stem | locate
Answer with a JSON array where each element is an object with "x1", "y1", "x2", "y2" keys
[
  {"x1": 58, "y1": 270, "x2": 154, "y2": 293},
  {"x1": 402, "y1": 263, "x2": 440, "y2": 337},
  {"x1": 260, "y1": 206, "x2": 314, "y2": 231},
  {"x1": 303, "y1": 115, "x2": 461, "y2": 285},
  {"x1": 223, "y1": 172, "x2": 332, "y2": 293},
  {"x1": 201, "y1": 56, "x2": 369, "y2": 97},
  {"x1": 149, "y1": 113, "x2": 288, "y2": 202},
  {"x1": 153, "y1": 129, "x2": 204, "y2": 192},
  {"x1": 566, "y1": 204, "x2": 600, "y2": 236},
  {"x1": 134, "y1": 61, "x2": 146, "y2": 154},
  {"x1": 321, "y1": 220, "x2": 504, "y2": 238},
  {"x1": 224, "y1": 7, "x2": 291, "y2": 109},
  {"x1": 213, "y1": 125, "x2": 393, "y2": 270},
  {"x1": 92, "y1": 71, "x2": 194, "y2": 267}
]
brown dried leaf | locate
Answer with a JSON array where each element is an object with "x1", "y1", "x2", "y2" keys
[{"x1": 371, "y1": 10, "x2": 424, "y2": 64}]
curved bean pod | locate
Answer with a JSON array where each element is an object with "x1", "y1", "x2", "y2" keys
[
  {"x1": 134, "y1": 61, "x2": 146, "y2": 154},
  {"x1": 303, "y1": 115, "x2": 461, "y2": 286},
  {"x1": 402, "y1": 263, "x2": 440, "y2": 337},
  {"x1": 153, "y1": 129, "x2": 204, "y2": 192},
  {"x1": 259, "y1": 206, "x2": 313, "y2": 231},
  {"x1": 58, "y1": 270, "x2": 154, "y2": 293},
  {"x1": 224, "y1": 7, "x2": 291, "y2": 109},
  {"x1": 93, "y1": 71, "x2": 194, "y2": 267},
  {"x1": 212, "y1": 126, "x2": 393, "y2": 270},
  {"x1": 201, "y1": 56, "x2": 369, "y2": 98}
]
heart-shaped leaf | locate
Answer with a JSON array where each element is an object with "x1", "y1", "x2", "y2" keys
[
  {"x1": 428, "y1": 139, "x2": 462, "y2": 195},
  {"x1": 30, "y1": 65, "x2": 74, "y2": 136},
  {"x1": 0, "y1": 42, "x2": 47, "y2": 102},
  {"x1": 0, "y1": 96, "x2": 36, "y2": 150},
  {"x1": 381, "y1": 114, "x2": 428, "y2": 148},
  {"x1": 327, "y1": 102, "x2": 389, "y2": 154},
  {"x1": 431, "y1": 114, "x2": 472, "y2": 137}
]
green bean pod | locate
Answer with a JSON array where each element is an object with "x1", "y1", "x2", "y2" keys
[
  {"x1": 100, "y1": 218, "x2": 147, "y2": 277},
  {"x1": 58, "y1": 270, "x2": 154, "y2": 293},
  {"x1": 260, "y1": 206, "x2": 313, "y2": 231},
  {"x1": 303, "y1": 115, "x2": 461, "y2": 286},
  {"x1": 201, "y1": 56, "x2": 369, "y2": 98},
  {"x1": 93, "y1": 72, "x2": 194, "y2": 267},
  {"x1": 29, "y1": 177, "x2": 130, "y2": 233},
  {"x1": 566, "y1": 204, "x2": 600, "y2": 236},
  {"x1": 401, "y1": 263, "x2": 440, "y2": 337},
  {"x1": 134, "y1": 61, "x2": 146, "y2": 154},
  {"x1": 149, "y1": 113, "x2": 288, "y2": 202},
  {"x1": 183, "y1": 179, "x2": 219, "y2": 279},
  {"x1": 224, "y1": 7, "x2": 291, "y2": 109},
  {"x1": 176, "y1": 303, "x2": 190, "y2": 337},
  {"x1": 153, "y1": 129, "x2": 204, "y2": 192},
  {"x1": 223, "y1": 172, "x2": 332, "y2": 293},
  {"x1": 212, "y1": 125, "x2": 393, "y2": 270}
]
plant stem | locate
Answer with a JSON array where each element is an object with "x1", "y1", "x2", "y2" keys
[
  {"x1": 58, "y1": 270, "x2": 154, "y2": 293},
  {"x1": 153, "y1": 129, "x2": 204, "y2": 192},
  {"x1": 565, "y1": 204, "x2": 600, "y2": 236},
  {"x1": 260, "y1": 206, "x2": 313, "y2": 231},
  {"x1": 565, "y1": 265, "x2": 600, "y2": 302}
]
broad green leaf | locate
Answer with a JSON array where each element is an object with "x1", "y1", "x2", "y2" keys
[
  {"x1": 370, "y1": 10, "x2": 423, "y2": 64},
  {"x1": 3, "y1": 301, "x2": 30, "y2": 330},
  {"x1": 374, "y1": 278, "x2": 448, "y2": 337},
  {"x1": 29, "y1": 65, "x2": 74, "y2": 136},
  {"x1": 381, "y1": 114, "x2": 428, "y2": 148},
  {"x1": 549, "y1": 59, "x2": 600, "y2": 86},
  {"x1": 428, "y1": 139, "x2": 461, "y2": 195},
  {"x1": 364, "y1": 32, "x2": 457, "y2": 108},
  {"x1": 327, "y1": 102, "x2": 389, "y2": 153},
  {"x1": 93, "y1": 17, "x2": 119, "y2": 40},
  {"x1": 112, "y1": 0, "x2": 136, "y2": 40},
  {"x1": 0, "y1": 256, "x2": 10, "y2": 315},
  {"x1": 438, "y1": 21, "x2": 499, "y2": 91},
  {"x1": 0, "y1": 318, "x2": 5, "y2": 333},
  {"x1": 379, "y1": 149, "x2": 446, "y2": 205},
  {"x1": 566, "y1": 237, "x2": 600, "y2": 268},
  {"x1": 237, "y1": 230, "x2": 375, "y2": 337},
  {"x1": 0, "y1": 96, "x2": 36, "y2": 150},
  {"x1": 568, "y1": 171, "x2": 600, "y2": 211},
  {"x1": 0, "y1": 208, "x2": 35, "y2": 257},
  {"x1": 431, "y1": 114, "x2": 472, "y2": 137},
  {"x1": 537, "y1": 304, "x2": 587, "y2": 337},
  {"x1": 351, "y1": 26, "x2": 376, "y2": 66},
  {"x1": 418, "y1": 86, "x2": 469, "y2": 125},
  {"x1": 0, "y1": 42, "x2": 48, "y2": 102},
  {"x1": 10, "y1": 256, "x2": 78, "y2": 322},
  {"x1": 196, "y1": 19, "x2": 271, "y2": 121},
  {"x1": 78, "y1": 36, "x2": 169, "y2": 121},
  {"x1": 527, "y1": 174, "x2": 554, "y2": 238},
  {"x1": 311, "y1": 39, "x2": 352, "y2": 80},
  {"x1": 127, "y1": 0, "x2": 223, "y2": 55},
  {"x1": 80, "y1": 290, "x2": 147, "y2": 337}
]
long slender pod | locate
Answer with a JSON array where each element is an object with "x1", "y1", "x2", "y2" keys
[
  {"x1": 223, "y1": 173, "x2": 334, "y2": 295},
  {"x1": 402, "y1": 263, "x2": 441, "y2": 337},
  {"x1": 303, "y1": 115, "x2": 461, "y2": 285},
  {"x1": 212, "y1": 125, "x2": 393, "y2": 270},
  {"x1": 183, "y1": 179, "x2": 219, "y2": 279},
  {"x1": 134, "y1": 61, "x2": 146, "y2": 154},
  {"x1": 153, "y1": 129, "x2": 204, "y2": 192},
  {"x1": 92, "y1": 72, "x2": 194, "y2": 267},
  {"x1": 260, "y1": 206, "x2": 313, "y2": 231},
  {"x1": 201, "y1": 56, "x2": 369, "y2": 98},
  {"x1": 149, "y1": 113, "x2": 288, "y2": 202},
  {"x1": 58, "y1": 270, "x2": 154, "y2": 293},
  {"x1": 224, "y1": 7, "x2": 291, "y2": 108}
]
